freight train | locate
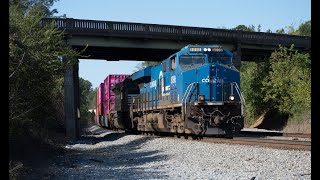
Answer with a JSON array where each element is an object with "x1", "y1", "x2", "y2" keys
[{"x1": 95, "y1": 45, "x2": 245, "y2": 136}]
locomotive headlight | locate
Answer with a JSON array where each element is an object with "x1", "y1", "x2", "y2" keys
[
  {"x1": 204, "y1": 48, "x2": 208, "y2": 52},
  {"x1": 207, "y1": 48, "x2": 211, "y2": 52},
  {"x1": 190, "y1": 47, "x2": 202, "y2": 52},
  {"x1": 229, "y1": 95, "x2": 235, "y2": 101},
  {"x1": 198, "y1": 95, "x2": 205, "y2": 101}
]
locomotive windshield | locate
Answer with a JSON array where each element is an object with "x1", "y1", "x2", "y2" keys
[
  {"x1": 179, "y1": 55, "x2": 206, "y2": 70},
  {"x1": 209, "y1": 55, "x2": 232, "y2": 65}
]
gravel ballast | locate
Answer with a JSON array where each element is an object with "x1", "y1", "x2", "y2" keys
[{"x1": 23, "y1": 126, "x2": 311, "y2": 180}]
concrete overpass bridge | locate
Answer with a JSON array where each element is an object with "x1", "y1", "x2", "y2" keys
[
  {"x1": 42, "y1": 18, "x2": 310, "y2": 63},
  {"x1": 41, "y1": 18, "x2": 310, "y2": 141}
]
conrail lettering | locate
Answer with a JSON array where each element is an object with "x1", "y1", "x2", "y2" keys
[{"x1": 201, "y1": 78, "x2": 222, "y2": 83}]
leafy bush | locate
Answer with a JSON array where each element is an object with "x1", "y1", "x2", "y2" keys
[
  {"x1": 241, "y1": 45, "x2": 311, "y2": 126},
  {"x1": 9, "y1": 3, "x2": 78, "y2": 139}
]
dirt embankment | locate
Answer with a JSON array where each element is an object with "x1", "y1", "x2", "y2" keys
[
  {"x1": 9, "y1": 130, "x2": 69, "y2": 179},
  {"x1": 249, "y1": 109, "x2": 310, "y2": 133},
  {"x1": 249, "y1": 109, "x2": 289, "y2": 130}
]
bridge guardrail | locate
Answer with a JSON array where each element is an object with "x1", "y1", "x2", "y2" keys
[{"x1": 41, "y1": 18, "x2": 310, "y2": 48}]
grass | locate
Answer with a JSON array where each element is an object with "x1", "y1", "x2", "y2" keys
[{"x1": 283, "y1": 110, "x2": 311, "y2": 133}]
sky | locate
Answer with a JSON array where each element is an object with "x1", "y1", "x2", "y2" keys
[{"x1": 51, "y1": 0, "x2": 311, "y2": 88}]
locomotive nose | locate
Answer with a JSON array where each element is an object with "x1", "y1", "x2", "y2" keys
[
  {"x1": 210, "y1": 65, "x2": 217, "y2": 76},
  {"x1": 196, "y1": 65, "x2": 223, "y2": 102}
]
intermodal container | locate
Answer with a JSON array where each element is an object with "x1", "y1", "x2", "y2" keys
[
  {"x1": 103, "y1": 74, "x2": 129, "y2": 115},
  {"x1": 95, "y1": 83, "x2": 104, "y2": 125},
  {"x1": 95, "y1": 104, "x2": 103, "y2": 125},
  {"x1": 96, "y1": 83, "x2": 104, "y2": 106}
]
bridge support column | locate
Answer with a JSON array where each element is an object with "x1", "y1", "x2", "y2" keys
[
  {"x1": 233, "y1": 43, "x2": 242, "y2": 70},
  {"x1": 64, "y1": 59, "x2": 80, "y2": 142}
]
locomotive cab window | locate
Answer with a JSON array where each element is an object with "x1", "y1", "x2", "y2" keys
[
  {"x1": 162, "y1": 62, "x2": 167, "y2": 72},
  {"x1": 179, "y1": 55, "x2": 206, "y2": 70},
  {"x1": 209, "y1": 55, "x2": 232, "y2": 66},
  {"x1": 170, "y1": 56, "x2": 176, "y2": 70}
]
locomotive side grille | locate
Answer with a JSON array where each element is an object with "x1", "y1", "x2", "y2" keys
[{"x1": 128, "y1": 94, "x2": 139, "y2": 107}]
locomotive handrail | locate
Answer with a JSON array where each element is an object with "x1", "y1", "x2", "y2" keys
[
  {"x1": 182, "y1": 82, "x2": 197, "y2": 119},
  {"x1": 231, "y1": 82, "x2": 245, "y2": 116},
  {"x1": 231, "y1": 82, "x2": 245, "y2": 104},
  {"x1": 182, "y1": 82, "x2": 197, "y2": 103}
]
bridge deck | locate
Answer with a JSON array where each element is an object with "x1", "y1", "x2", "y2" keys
[{"x1": 42, "y1": 18, "x2": 310, "y2": 49}]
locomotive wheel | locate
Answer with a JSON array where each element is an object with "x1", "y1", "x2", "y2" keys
[
  {"x1": 184, "y1": 134, "x2": 189, "y2": 139},
  {"x1": 191, "y1": 135, "x2": 199, "y2": 140}
]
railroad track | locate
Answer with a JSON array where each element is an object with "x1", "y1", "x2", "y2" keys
[
  {"x1": 282, "y1": 133, "x2": 311, "y2": 139},
  {"x1": 199, "y1": 136, "x2": 311, "y2": 151},
  {"x1": 90, "y1": 126, "x2": 311, "y2": 151},
  {"x1": 239, "y1": 130, "x2": 311, "y2": 139},
  {"x1": 137, "y1": 132, "x2": 311, "y2": 151}
]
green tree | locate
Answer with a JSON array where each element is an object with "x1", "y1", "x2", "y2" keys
[
  {"x1": 9, "y1": 0, "x2": 59, "y2": 16},
  {"x1": 240, "y1": 60, "x2": 271, "y2": 124},
  {"x1": 297, "y1": 20, "x2": 311, "y2": 36},
  {"x1": 286, "y1": 24, "x2": 298, "y2": 35},
  {"x1": 79, "y1": 78, "x2": 95, "y2": 126},
  {"x1": 240, "y1": 45, "x2": 310, "y2": 126},
  {"x1": 220, "y1": 21, "x2": 310, "y2": 126},
  {"x1": 135, "y1": 61, "x2": 161, "y2": 70},
  {"x1": 9, "y1": 2, "x2": 78, "y2": 139},
  {"x1": 262, "y1": 45, "x2": 311, "y2": 115},
  {"x1": 275, "y1": 28, "x2": 285, "y2": 34},
  {"x1": 257, "y1": 24, "x2": 261, "y2": 32},
  {"x1": 88, "y1": 87, "x2": 97, "y2": 109},
  {"x1": 233, "y1": 25, "x2": 254, "y2": 32},
  {"x1": 248, "y1": 25, "x2": 255, "y2": 32},
  {"x1": 266, "y1": 29, "x2": 272, "y2": 33},
  {"x1": 275, "y1": 20, "x2": 311, "y2": 36}
]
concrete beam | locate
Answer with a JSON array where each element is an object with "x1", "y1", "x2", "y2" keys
[
  {"x1": 67, "y1": 36, "x2": 235, "y2": 51},
  {"x1": 233, "y1": 43, "x2": 241, "y2": 70},
  {"x1": 64, "y1": 59, "x2": 80, "y2": 142}
]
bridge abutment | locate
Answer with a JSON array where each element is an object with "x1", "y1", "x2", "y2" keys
[
  {"x1": 64, "y1": 58, "x2": 80, "y2": 142},
  {"x1": 233, "y1": 43, "x2": 242, "y2": 70}
]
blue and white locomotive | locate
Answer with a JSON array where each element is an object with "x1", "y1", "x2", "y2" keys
[{"x1": 113, "y1": 44, "x2": 245, "y2": 135}]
